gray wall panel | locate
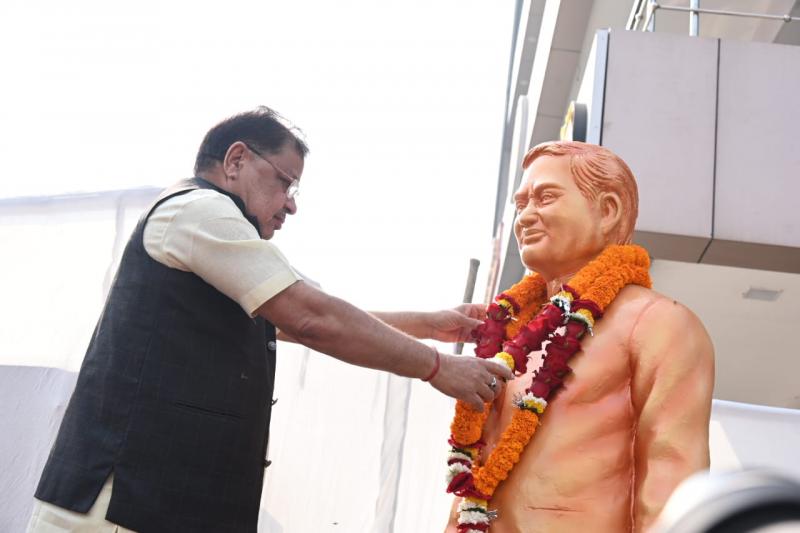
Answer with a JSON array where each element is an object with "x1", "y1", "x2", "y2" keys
[
  {"x1": 715, "y1": 39, "x2": 800, "y2": 248},
  {"x1": 602, "y1": 30, "x2": 718, "y2": 239}
]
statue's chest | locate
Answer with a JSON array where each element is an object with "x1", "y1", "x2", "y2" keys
[{"x1": 524, "y1": 324, "x2": 633, "y2": 404}]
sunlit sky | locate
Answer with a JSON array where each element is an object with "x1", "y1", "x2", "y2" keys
[{"x1": 1, "y1": 1, "x2": 514, "y2": 314}]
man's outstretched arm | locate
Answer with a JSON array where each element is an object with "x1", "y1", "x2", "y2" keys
[
  {"x1": 257, "y1": 281, "x2": 511, "y2": 410},
  {"x1": 630, "y1": 297, "x2": 715, "y2": 531},
  {"x1": 370, "y1": 303, "x2": 486, "y2": 343},
  {"x1": 279, "y1": 304, "x2": 486, "y2": 343}
]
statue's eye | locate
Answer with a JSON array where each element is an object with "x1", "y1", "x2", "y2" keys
[{"x1": 539, "y1": 192, "x2": 556, "y2": 204}]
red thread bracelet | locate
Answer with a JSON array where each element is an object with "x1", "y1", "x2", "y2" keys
[{"x1": 422, "y1": 347, "x2": 441, "y2": 382}]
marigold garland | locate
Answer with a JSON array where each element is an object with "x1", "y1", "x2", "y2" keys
[
  {"x1": 472, "y1": 409, "x2": 539, "y2": 496},
  {"x1": 446, "y1": 245, "x2": 651, "y2": 532},
  {"x1": 503, "y1": 276, "x2": 546, "y2": 340},
  {"x1": 451, "y1": 399, "x2": 490, "y2": 445}
]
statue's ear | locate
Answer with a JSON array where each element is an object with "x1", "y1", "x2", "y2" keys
[{"x1": 598, "y1": 191, "x2": 623, "y2": 242}]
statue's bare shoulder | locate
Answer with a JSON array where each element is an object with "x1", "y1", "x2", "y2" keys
[
  {"x1": 607, "y1": 284, "x2": 716, "y2": 416},
  {"x1": 607, "y1": 285, "x2": 710, "y2": 352}
]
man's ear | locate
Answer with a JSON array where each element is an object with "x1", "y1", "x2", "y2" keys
[
  {"x1": 222, "y1": 142, "x2": 247, "y2": 181},
  {"x1": 598, "y1": 191, "x2": 623, "y2": 242}
]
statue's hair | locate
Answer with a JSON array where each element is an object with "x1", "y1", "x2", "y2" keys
[{"x1": 522, "y1": 141, "x2": 638, "y2": 244}]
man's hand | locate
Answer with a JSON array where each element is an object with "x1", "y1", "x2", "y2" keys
[
  {"x1": 426, "y1": 303, "x2": 486, "y2": 343},
  {"x1": 429, "y1": 352, "x2": 512, "y2": 411}
]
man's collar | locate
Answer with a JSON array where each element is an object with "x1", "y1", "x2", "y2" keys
[{"x1": 190, "y1": 176, "x2": 262, "y2": 234}]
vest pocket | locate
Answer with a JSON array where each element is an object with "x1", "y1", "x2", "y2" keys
[{"x1": 172, "y1": 400, "x2": 243, "y2": 421}]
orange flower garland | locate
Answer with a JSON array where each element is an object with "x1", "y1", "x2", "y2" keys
[
  {"x1": 569, "y1": 244, "x2": 651, "y2": 310},
  {"x1": 451, "y1": 399, "x2": 490, "y2": 445},
  {"x1": 472, "y1": 409, "x2": 539, "y2": 496},
  {"x1": 504, "y1": 276, "x2": 546, "y2": 339},
  {"x1": 446, "y1": 245, "x2": 651, "y2": 532}
]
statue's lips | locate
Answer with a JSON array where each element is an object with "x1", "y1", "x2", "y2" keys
[{"x1": 521, "y1": 231, "x2": 545, "y2": 245}]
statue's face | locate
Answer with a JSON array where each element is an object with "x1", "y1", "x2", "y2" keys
[{"x1": 513, "y1": 155, "x2": 607, "y2": 280}]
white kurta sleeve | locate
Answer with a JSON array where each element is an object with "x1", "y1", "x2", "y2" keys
[{"x1": 144, "y1": 188, "x2": 301, "y2": 316}]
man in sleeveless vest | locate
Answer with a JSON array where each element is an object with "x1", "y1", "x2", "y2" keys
[{"x1": 28, "y1": 107, "x2": 512, "y2": 533}]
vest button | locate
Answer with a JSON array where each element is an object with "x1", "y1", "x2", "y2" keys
[
  {"x1": 264, "y1": 459, "x2": 272, "y2": 469},
  {"x1": 267, "y1": 341, "x2": 277, "y2": 351}
]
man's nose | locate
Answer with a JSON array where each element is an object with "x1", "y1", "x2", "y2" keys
[{"x1": 284, "y1": 196, "x2": 297, "y2": 215}]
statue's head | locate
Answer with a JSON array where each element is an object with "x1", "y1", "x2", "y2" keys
[{"x1": 513, "y1": 141, "x2": 639, "y2": 280}]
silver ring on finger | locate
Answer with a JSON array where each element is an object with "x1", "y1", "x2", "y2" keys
[{"x1": 489, "y1": 376, "x2": 498, "y2": 390}]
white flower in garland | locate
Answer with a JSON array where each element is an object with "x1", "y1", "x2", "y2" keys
[
  {"x1": 457, "y1": 498, "x2": 498, "y2": 531},
  {"x1": 567, "y1": 308, "x2": 596, "y2": 336},
  {"x1": 446, "y1": 461, "x2": 471, "y2": 483},
  {"x1": 458, "y1": 510, "x2": 491, "y2": 525},
  {"x1": 457, "y1": 499, "x2": 486, "y2": 514},
  {"x1": 488, "y1": 353, "x2": 516, "y2": 372},
  {"x1": 550, "y1": 290, "x2": 574, "y2": 316},
  {"x1": 515, "y1": 392, "x2": 548, "y2": 414},
  {"x1": 448, "y1": 451, "x2": 473, "y2": 463}
]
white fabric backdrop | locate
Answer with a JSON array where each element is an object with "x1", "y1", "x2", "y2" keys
[
  {"x1": 0, "y1": 366, "x2": 78, "y2": 533},
  {"x1": 0, "y1": 190, "x2": 457, "y2": 532}
]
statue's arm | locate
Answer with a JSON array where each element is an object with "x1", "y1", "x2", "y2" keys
[{"x1": 629, "y1": 297, "x2": 715, "y2": 532}]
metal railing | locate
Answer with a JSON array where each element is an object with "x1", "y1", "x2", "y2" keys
[{"x1": 628, "y1": 0, "x2": 800, "y2": 36}]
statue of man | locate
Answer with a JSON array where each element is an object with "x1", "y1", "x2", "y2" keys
[{"x1": 445, "y1": 141, "x2": 714, "y2": 533}]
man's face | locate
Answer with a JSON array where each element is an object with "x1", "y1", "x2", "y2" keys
[
  {"x1": 235, "y1": 143, "x2": 304, "y2": 240},
  {"x1": 513, "y1": 155, "x2": 606, "y2": 280}
]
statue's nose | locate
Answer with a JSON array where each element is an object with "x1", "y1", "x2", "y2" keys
[{"x1": 517, "y1": 203, "x2": 539, "y2": 224}]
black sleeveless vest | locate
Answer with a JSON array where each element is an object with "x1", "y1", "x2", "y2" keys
[{"x1": 35, "y1": 178, "x2": 277, "y2": 532}]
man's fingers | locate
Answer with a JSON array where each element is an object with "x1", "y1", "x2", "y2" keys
[
  {"x1": 477, "y1": 383, "x2": 495, "y2": 404},
  {"x1": 462, "y1": 317, "x2": 484, "y2": 328},
  {"x1": 458, "y1": 303, "x2": 487, "y2": 319},
  {"x1": 468, "y1": 396, "x2": 485, "y2": 412},
  {"x1": 484, "y1": 359, "x2": 514, "y2": 381},
  {"x1": 433, "y1": 355, "x2": 507, "y2": 409}
]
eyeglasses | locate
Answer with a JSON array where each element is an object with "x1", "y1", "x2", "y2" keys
[{"x1": 243, "y1": 143, "x2": 300, "y2": 200}]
